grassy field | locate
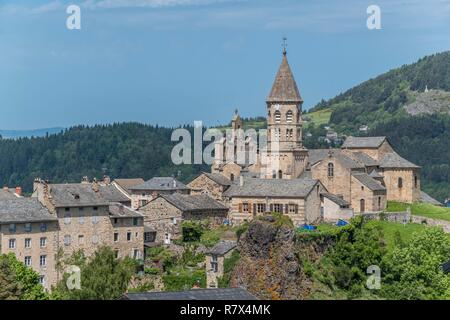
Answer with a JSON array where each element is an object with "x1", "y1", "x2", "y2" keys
[
  {"x1": 304, "y1": 108, "x2": 332, "y2": 127},
  {"x1": 386, "y1": 201, "x2": 450, "y2": 222}
]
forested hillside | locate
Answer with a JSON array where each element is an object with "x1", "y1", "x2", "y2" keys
[{"x1": 0, "y1": 123, "x2": 207, "y2": 193}]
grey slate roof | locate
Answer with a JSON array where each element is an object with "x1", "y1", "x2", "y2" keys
[
  {"x1": 208, "y1": 240, "x2": 237, "y2": 256},
  {"x1": 348, "y1": 152, "x2": 378, "y2": 167},
  {"x1": 0, "y1": 189, "x2": 19, "y2": 200},
  {"x1": 352, "y1": 173, "x2": 386, "y2": 191},
  {"x1": 109, "y1": 203, "x2": 144, "y2": 218},
  {"x1": 369, "y1": 170, "x2": 384, "y2": 179},
  {"x1": 420, "y1": 191, "x2": 442, "y2": 206},
  {"x1": 267, "y1": 53, "x2": 302, "y2": 103},
  {"x1": 342, "y1": 136, "x2": 387, "y2": 149},
  {"x1": 130, "y1": 177, "x2": 189, "y2": 191},
  {"x1": 308, "y1": 149, "x2": 331, "y2": 167},
  {"x1": 308, "y1": 149, "x2": 364, "y2": 169},
  {"x1": 0, "y1": 198, "x2": 57, "y2": 224},
  {"x1": 379, "y1": 152, "x2": 420, "y2": 169},
  {"x1": 159, "y1": 193, "x2": 228, "y2": 212},
  {"x1": 322, "y1": 193, "x2": 350, "y2": 207},
  {"x1": 48, "y1": 183, "x2": 128, "y2": 208},
  {"x1": 122, "y1": 288, "x2": 257, "y2": 300},
  {"x1": 203, "y1": 173, "x2": 232, "y2": 186},
  {"x1": 223, "y1": 178, "x2": 320, "y2": 198},
  {"x1": 113, "y1": 178, "x2": 144, "y2": 194}
]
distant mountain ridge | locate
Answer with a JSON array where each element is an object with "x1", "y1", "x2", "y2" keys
[{"x1": 0, "y1": 127, "x2": 64, "y2": 139}]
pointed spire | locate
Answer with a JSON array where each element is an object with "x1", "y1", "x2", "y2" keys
[{"x1": 267, "y1": 46, "x2": 303, "y2": 103}]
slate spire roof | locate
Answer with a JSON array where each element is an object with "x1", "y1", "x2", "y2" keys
[{"x1": 267, "y1": 51, "x2": 303, "y2": 103}]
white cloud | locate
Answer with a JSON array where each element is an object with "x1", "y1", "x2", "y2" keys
[{"x1": 82, "y1": 0, "x2": 243, "y2": 9}]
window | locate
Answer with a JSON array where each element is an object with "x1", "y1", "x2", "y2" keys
[
  {"x1": 127, "y1": 232, "x2": 132, "y2": 241},
  {"x1": 398, "y1": 177, "x2": 403, "y2": 188},
  {"x1": 286, "y1": 110, "x2": 293, "y2": 123},
  {"x1": 40, "y1": 223, "x2": 47, "y2": 232},
  {"x1": 172, "y1": 218, "x2": 177, "y2": 225},
  {"x1": 25, "y1": 238, "x2": 31, "y2": 248},
  {"x1": 414, "y1": 176, "x2": 418, "y2": 188},
  {"x1": 378, "y1": 197, "x2": 381, "y2": 208},
  {"x1": 40, "y1": 255, "x2": 46, "y2": 267},
  {"x1": 65, "y1": 207, "x2": 70, "y2": 212},
  {"x1": 64, "y1": 235, "x2": 71, "y2": 246},
  {"x1": 278, "y1": 170, "x2": 282, "y2": 179},
  {"x1": 24, "y1": 256, "x2": 32, "y2": 267},
  {"x1": 274, "y1": 110, "x2": 281, "y2": 123},
  {"x1": 9, "y1": 224, "x2": 16, "y2": 233},
  {"x1": 242, "y1": 203, "x2": 249, "y2": 213},
  {"x1": 273, "y1": 204, "x2": 283, "y2": 213},
  {"x1": 64, "y1": 212, "x2": 71, "y2": 225},
  {"x1": 361, "y1": 186, "x2": 364, "y2": 191},
  {"x1": 9, "y1": 239, "x2": 16, "y2": 249},
  {"x1": 25, "y1": 223, "x2": 32, "y2": 232},
  {"x1": 78, "y1": 235, "x2": 84, "y2": 245},
  {"x1": 133, "y1": 249, "x2": 141, "y2": 260},
  {"x1": 211, "y1": 255, "x2": 218, "y2": 272},
  {"x1": 230, "y1": 174, "x2": 235, "y2": 182},
  {"x1": 114, "y1": 249, "x2": 119, "y2": 259},
  {"x1": 40, "y1": 237, "x2": 47, "y2": 248},
  {"x1": 39, "y1": 276, "x2": 45, "y2": 286},
  {"x1": 78, "y1": 207, "x2": 84, "y2": 212},
  {"x1": 133, "y1": 217, "x2": 139, "y2": 226},
  {"x1": 289, "y1": 204, "x2": 297, "y2": 214},
  {"x1": 93, "y1": 206, "x2": 98, "y2": 211},
  {"x1": 79, "y1": 212, "x2": 85, "y2": 225},
  {"x1": 256, "y1": 203, "x2": 265, "y2": 213},
  {"x1": 114, "y1": 233, "x2": 119, "y2": 242},
  {"x1": 327, "y1": 163, "x2": 334, "y2": 177},
  {"x1": 92, "y1": 215, "x2": 99, "y2": 224},
  {"x1": 140, "y1": 200, "x2": 148, "y2": 207},
  {"x1": 92, "y1": 235, "x2": 99, "y2": 245}
]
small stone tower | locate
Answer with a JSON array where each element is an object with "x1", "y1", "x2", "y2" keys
[{"x1": 264, "y1": 47, "x2": 308, "y2": 179}]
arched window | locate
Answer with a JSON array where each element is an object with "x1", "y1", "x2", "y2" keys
[
  {"x1": 360, "y1": 199, "x2": 365, "y2": 213},
  {"x1": 278, "y1": 170, "x2": 283, "y2": 179},
  {"x1": 414, "y1": 176, "x2": 418, "y2": 188},
  {"x1": 230, "y1": 174, "x2": 235, "y2": 182},
  {"x1": 327, "y1": 163, "x2": 334, "y2": 177},
  {"x1": 274, "y1": 110, "x2": 281, "y2": 123},
  {"x1": 286, "y1": 110, "x2": 293, "y2": 123},
  {"x1": 398, "y1": 177, "x2": 403, "y2": 188}
]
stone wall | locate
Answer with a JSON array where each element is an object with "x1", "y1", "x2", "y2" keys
[
  {"x1": 187, "y1": 174, "x2": 227, "y2": 202},
  {"x1": 350, "y1": 176, "x2": 387, "y2": 213},
  {"x1": 382, "y1": 168, "x2": 420, "y2": 203}
]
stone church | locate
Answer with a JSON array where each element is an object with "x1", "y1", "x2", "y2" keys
[{"x1": 197, "y1": 47, "x2": 431, "y2": 224}]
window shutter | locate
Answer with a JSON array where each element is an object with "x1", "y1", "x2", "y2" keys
[
  {"x1": 263, "y1": 204, "x2": 267, "y2": 212},
  {"x1": 270, "y1": 204, "x2": 274, "y2": 212},
  {"x1": 253, "y1": 204, "x2": 257, "y2": 213},
  {"x1": 249, "y1": 203, "x2": 252, "y2": 213},
  {"x1": 295, "y1": 204, "x2": 298, "y2": 214},
  {"x1": 285, "y1": 204, "x2": 289, "y2": 214},
  {"x1": 238, "y1": 203, "x2": 243, "y2": 212}
]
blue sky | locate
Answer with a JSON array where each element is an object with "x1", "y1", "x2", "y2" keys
[{"x1": 0, "y1": 0, "x2": 449, "y2": 130}]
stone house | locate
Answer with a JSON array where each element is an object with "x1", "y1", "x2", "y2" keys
[
  {"x1": 138, "y1": 193, "x2": 229, "y2": 245},
  {"x1": 187, "y1": 172, "x2": 232, "y2": 203},
  {"x1": 111, "y1": 178, "x2": 144, "y2": 200},
  {"x1": 321, "y1": 193, "x2": 353, "y2": 222},
  {"x1": 128, "y1": 177, "x2": 190, "y2": 209},
  {"x1": 0, "y1": 198, "x2": 58, "y2": 290},
  {"x1": 223, "y1": 177, "x2": 326, "y2": 226},
  {"x1": 205, "y1": 240, "x2": 236, "y2": 288}
]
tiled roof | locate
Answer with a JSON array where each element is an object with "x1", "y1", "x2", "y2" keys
[
  {"x1": 130, "y1": 177, "x2": 189, "y2": 191},
  {"x1": 109, "y1": 203, "x2": 144, "y2": 218},
  {"x1": 113, "y1": 178, "x2": 145, "y2": 193},
  {"x1": 322, "y1": 193, "x2": 350, "y2": 207},
  {"x1": 347, "y1": 151, "x2": 378, "y2": 167},
  {"x1": 203, "y1": 173, "x2": 232, "y2": 186},
  {"x1": 308, "y1": 149, "x2": 332, "y2": 167},
  {"x1": 352, "y1": 173, "x2": 386, "y2": 191},
  {"x1": 223, "y1": 178, "x2": 320, "y2": 198},
  {"x1": 267, "y1": 53, "x2": 302, "y2": 103},
  {"x1": 159, "y1": 193, "x2": 228, "y2": 212},
  {"x1": 342, "y1": 136, "x2": 387, "y2": 148},
  {"x1": 379, "y1": 152, "x2": 420, "y2": 169},
  {"x1": 48, "y1": 183, "x2": 128, "y2": 207},
  {"x1": 0, "y1": 198, "x2": 57, "y2": 223},
  {"x1": 420, "y1": 191, "x2": 442, "y2": 206},
  {"x1": 308, "y1": 149, "x2": 364, "y2": 169},
  {"x1": 208, "y1": 240, "x2": 237, "y2": 256},
  {"x1": 122, "y1": 288, "x2": 257, "y2": 300}
]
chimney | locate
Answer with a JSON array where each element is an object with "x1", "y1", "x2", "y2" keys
[
  {"x1": 103, "y1": 175, "x2": 111, "y2": 185},
  {"x1": 92, "y1": 179, "x2": 100, "y2": 193},
  {"x1": 239, "y1": 175, "x2": 244, "y2": 187},
  {"x1": 81, "y1": 176, "x2": 90, "y2": 184},
  {"x1": 3, "y1": 186, "x2": 8, "y2": 192},
  {"x1": 173, "y1": 180, "x2": 177, "y2": 188},
  {"x1": 15, "y1": 187, "x2": 22, "y2": 196}
]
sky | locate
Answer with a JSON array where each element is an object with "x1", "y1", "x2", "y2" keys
[{"x1": 0, "y1": 0, "x2": 449, "y2": 130}]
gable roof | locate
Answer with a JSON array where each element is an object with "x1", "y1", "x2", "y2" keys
[
  {"x1": 203, "y1": 173, "x2": 232, "y2": 186},
  {"x1": 113, "y1": 178, "x2": 145, "y2": 194},
  {"x1": 352, "y1": 173, "x2": 386, "y2": 191},
  {"x1": 321, "y1": 193, "x2": 350, "y2": 207},
  {"x1": 346, "y1": 151, "x2": 379, "y2": 167},
  {"x1": 130, "y1": 177, "x2": 189, "y2": 191},
  {"x1": 109, "y1": 203, "x2": 144, "y2": 218},
  {"x1": 308, "y1": 149, "x2": 365, "y2": 170},
  {"x1": 122, "y1": 288, "x2": 257, "y2": 300},
  {"x1": 223, "y1": 178, "x2": 320, "y2": 198},
  {"x1": 0, "y1": 198, "x2": 57, "y2": 224},
  {"x1": 379, "y1": 152, "x2": 420, "y2": 169},
  {"x1": 342, "y1": 136, "x2": 387, "y2": 149},
  {"x1": 47, "y1": 183, "x2": 128, "y2": 208},
  {"x1": 267, "y1": 52, "x2": 302, "y2": 103},
  {"x1": 157, "y1": 193, "x2": 228, "y2": 212}
]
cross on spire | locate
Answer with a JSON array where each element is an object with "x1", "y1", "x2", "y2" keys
[{"x1": 282, "y1": 37, "x2": 288, "y2": 55}]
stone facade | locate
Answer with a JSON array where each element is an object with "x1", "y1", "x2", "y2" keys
[
  {"x1": 0, "y1": 221, "x2": 58, "y2": 290},
  {"x1": 350, "y1": 176, "x2": 387, "y2": 213},
  {"x1": 381, "y1": 168, "x2": 421, "y2": 203},
  {"x1": 187, "y1": 173, "x2": 230, "y2": 203}
]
